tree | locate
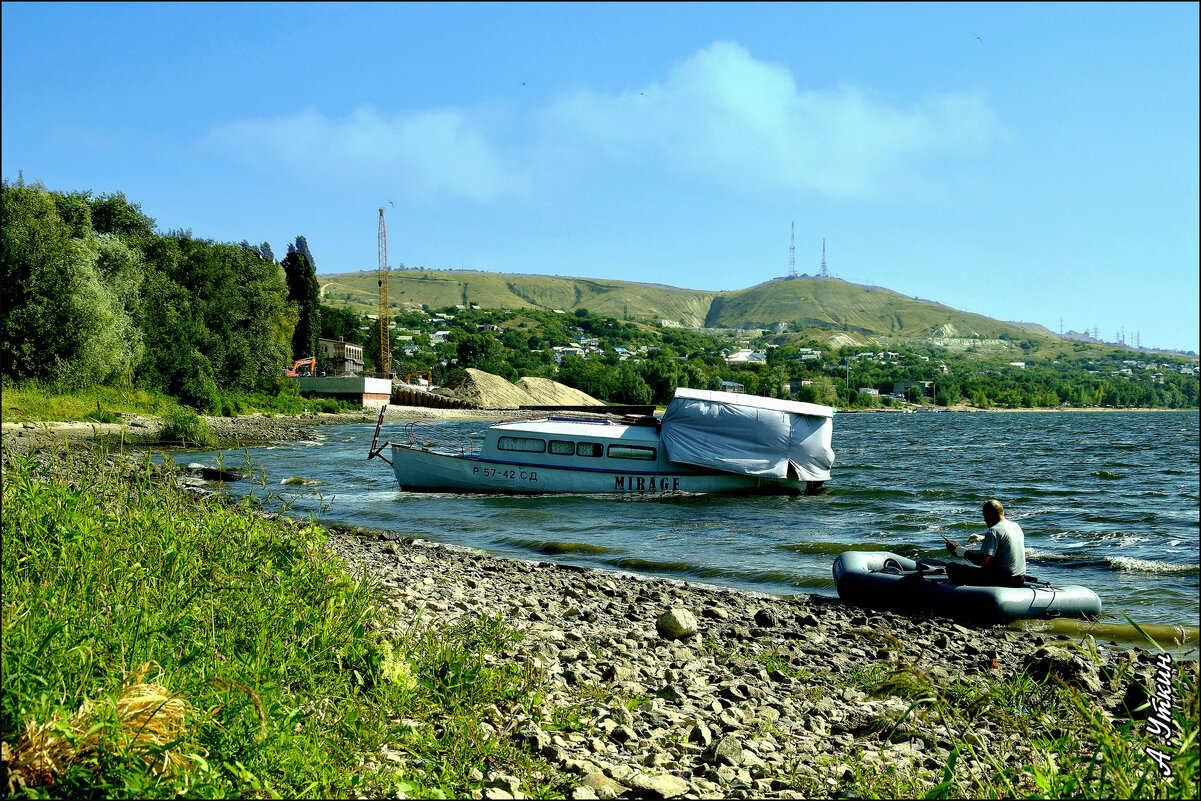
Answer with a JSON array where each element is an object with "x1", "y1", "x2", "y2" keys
[
  {"x1": 282, "y1": 251, "x2": 321, "y2": 360},
  {"x1": 1, "y1": 184, "x2": 79, "y2": 381},
  {"x1": 89, "y1": 192, "x2": 156, "y2": 244},
  {"x1": 292, "y1": 235, "x2": 316, "y2": 272},
  {"x1": 455, "y1": 332, "x2": 504, "y2": 373}
]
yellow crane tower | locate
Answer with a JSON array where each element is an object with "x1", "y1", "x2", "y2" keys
[{"x1": 377, "y1": 207, "x2": 391, "y2": 376}]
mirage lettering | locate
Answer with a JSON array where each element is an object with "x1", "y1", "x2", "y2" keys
[{"x1": 614, "y1": 476, "x2": 681, "y2": 492}]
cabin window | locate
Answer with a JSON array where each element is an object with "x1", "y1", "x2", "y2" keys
[
  {"x1": 607, "y1": 444, "x2": 657, "y2": 461},
  {"x1": 497, "y1": 436, "x2": 546, "y2": 453},
  {"x1": 576, "y1": 441, "x2": 603, "y2": 458},
  {"x1": 548, "y1": 439, "x2": 575, "y2": 455}
]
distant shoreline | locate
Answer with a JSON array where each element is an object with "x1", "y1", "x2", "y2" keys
[{"x1": 3, "y1": 403, "x2": 1196, "y2": 448}]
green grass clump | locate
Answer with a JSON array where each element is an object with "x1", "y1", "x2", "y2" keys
[
  {"x1": 1, "y1": 446, "x2": 560, "y2": 798},
  {"x1": 158, "y1": 407, "x2": 217, "y2": 448},
  {"x1": 1, "y1": 381, "x2": 173, "y2": 423}
]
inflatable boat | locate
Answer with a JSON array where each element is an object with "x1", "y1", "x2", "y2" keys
[{"x1": 832, "y1": 551, "x2": 1102, "y2": 624}]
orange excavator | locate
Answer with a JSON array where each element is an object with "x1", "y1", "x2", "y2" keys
[{"x1": 284, "y1": 357, "x2": 316, "y2": 377}]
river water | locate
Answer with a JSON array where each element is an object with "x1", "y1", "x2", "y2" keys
[{"x1": 169, "y1": 410, "x2": 1199, "y2": 642}]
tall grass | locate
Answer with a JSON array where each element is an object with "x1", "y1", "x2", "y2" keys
[
  {"x1": 0, "y1": 381, "x2": 173, "y2": 423},
  {"x1": 1, "y1": 443, "x2": 559, "y2": 798}
]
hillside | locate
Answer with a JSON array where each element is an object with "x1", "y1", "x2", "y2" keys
[{"x1": 318, "y1": 269, "x2": 1044, "y2": 343}]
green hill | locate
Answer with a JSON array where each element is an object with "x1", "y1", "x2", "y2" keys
[{"x1": 318, "y1": 269, "x2": 1042, "y2": 343}]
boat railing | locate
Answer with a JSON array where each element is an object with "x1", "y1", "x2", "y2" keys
[{"x1": 403, "y1": 421, "x2": 478, "y2": 456}]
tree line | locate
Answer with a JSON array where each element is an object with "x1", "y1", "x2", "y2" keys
[{"x1": 1, "y1": 179, "x2": 324, "y2": 413}]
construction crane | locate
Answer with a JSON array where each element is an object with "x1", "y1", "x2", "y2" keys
[{"x1": 377, "y1": 207, "x2": 391, "y2": 376}]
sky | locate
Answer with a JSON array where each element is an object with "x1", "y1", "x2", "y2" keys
[{"x1": 3, "y1": 2, "x2": 1198, "y2": 353}]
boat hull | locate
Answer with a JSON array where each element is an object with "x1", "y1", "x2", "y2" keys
[
  {"x1": 832, "y1": 551, "x2": 1102, "y2": 624},
  {"x1": 389, "y1": 444, "x2": 805, "y2": 494}
]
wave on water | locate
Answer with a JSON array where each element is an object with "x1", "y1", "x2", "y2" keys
[
  {"x1": 1091, "y1": 471, "x2": 1125, "y2": 480},
  {"x1": 496, "y1": 536, "x2": 616, "y2": 556},
  {"x1": 777, "y1": 540, "x2": 893, "y2": 556},
  {"x1": 1026, "y1": 549, "x2": 1199, "y2": 574}
]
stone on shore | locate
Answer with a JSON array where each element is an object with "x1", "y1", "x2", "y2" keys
[{"x1": 656, "y1": 608, "x2": 698, "y2": 640}]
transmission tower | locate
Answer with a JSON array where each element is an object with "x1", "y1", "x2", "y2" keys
[
  {"x1": 819, "y1": 239, "x2": 830, "y2": 278},
  {"x1": 788, "y1": 222, "x2": 797, "y2": 278},
  {"x1": 1059, "y1": 317, "x2": 1064, "y2": 337},
  {"x1": 378, "y1": 207, "x2": 391, "y2": 376}
]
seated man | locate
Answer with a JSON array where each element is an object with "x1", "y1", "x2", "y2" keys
[{"x1": 942, "y1": 499, "x2": 1026, "y2": 587}]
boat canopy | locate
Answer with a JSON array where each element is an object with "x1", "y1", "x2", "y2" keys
[{"x1": 660, "y1": 388, "x2": 835, "y2": 481}]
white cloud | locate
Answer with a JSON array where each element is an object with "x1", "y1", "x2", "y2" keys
[
  {"x1": 545, "y1": 41, "x2": 998, "y2": 199},
  {"x1": 209, "y1": 41, "x2": 997, "y2": 203},
  {"x1": 209, "y1": 105, "x2": 530, "y2": 202}
]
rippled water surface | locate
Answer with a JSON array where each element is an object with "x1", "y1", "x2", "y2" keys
[{"x1": 174, "y1": 411, "x2": 1199, "y2": 631}]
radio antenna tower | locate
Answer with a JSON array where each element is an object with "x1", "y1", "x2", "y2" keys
[
  {"x1": 377, "y1": 207, "x2": 391, "y2": 376},
  {"x1": 788, "y1": 222, "x2": 797, "y2": 278},
  {"x1": 819, "y1": 239, "x2": 830, "y2": 278}
]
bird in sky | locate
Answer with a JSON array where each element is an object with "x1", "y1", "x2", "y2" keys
[
  {"x1": 976, "y1": 34, "x2": 983, "y2": 43},
  {"x1": 387, "y1": 199, "x2": 394, "y2": 207}
]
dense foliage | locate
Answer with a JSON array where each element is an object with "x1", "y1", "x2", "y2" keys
[
  {"x1": 2, "y1": 179, "x2": 298, "y2": 411},
  {"x1": 385, "y1": 306, "x2": 1199, "y2": 410}
]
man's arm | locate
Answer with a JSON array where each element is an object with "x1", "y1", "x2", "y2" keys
[
  {"x1": 964, "y1": 550, "x2": 994, "y2": 568},
  {"x1": 963, "y1": 528, "x2": 998, "y2": 567}
]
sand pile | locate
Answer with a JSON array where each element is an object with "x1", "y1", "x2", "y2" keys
[
  {"x1": 440, "y1": 369, "x2": 604, "y2": 409},
  {"x1": 441, "y1": 369, "x2": 537, "y2": 409},
  {"x1": 515, "y1": 376, "x2": 605, "y2": 406}
]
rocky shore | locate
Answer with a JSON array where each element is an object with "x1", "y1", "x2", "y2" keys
[
  {"x1": 3, "y1": 418, "x2": 1188, "y2": 800},
  {"x1": 322, "y1": 526, "x2": 1172, "y2": 800},
  {"x1": 0, "y1": 406, "x2": 530, "y2": 452}
]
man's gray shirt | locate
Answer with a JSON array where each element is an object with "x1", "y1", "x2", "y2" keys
[{"x1": 977, "y1": 518, "x2": 1026, "y2": 577}]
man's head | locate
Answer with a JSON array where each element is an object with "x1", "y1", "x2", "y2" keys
[{"x1": 983, "y1": 499, "x2": 1005, "y2": 526}]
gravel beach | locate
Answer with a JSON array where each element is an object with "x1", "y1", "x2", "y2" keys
[{"x1": 3, "y1": 410, "x2": 1192, "y2": 799}]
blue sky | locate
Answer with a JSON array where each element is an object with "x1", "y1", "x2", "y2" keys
[{"x1": 4, "y1": 2, "x2": 1198, "y2": 352}]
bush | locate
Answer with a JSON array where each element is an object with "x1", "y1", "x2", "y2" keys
[
  {"x1": 159, "y1": 406, "x2": 217, "y2": 447},
  {"x1": 82, "y1": 403, "x2": 122, "y2": 425}
]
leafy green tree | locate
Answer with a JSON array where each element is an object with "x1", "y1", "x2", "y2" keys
[
  {"x1": 282, "y1": 250, "x2": 321, "y2": 360},
  {"x1": 1, "y1": 184, "x2": 79, "y2": 381},
  {"x1": 88, "y1": 192, "x2": 156, "y2": 245},
  {"x1": 455, "y1": 332, "x2": 504, "y2": 373},
  {"x1": 319, "y1": 304, "x2": 364, "y2": 344}
]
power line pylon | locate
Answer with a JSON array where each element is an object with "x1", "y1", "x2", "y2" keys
[
  {"x1": 378, "y1": 207, "x2": 391, "y2": 376},
  {"x1": 788, "y1": 222, "x2": 797, "y2": 278}
]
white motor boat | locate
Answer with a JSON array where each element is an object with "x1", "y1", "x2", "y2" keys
[{"x1": 368, "y1": 388, "x2": 835, "y2": 495}]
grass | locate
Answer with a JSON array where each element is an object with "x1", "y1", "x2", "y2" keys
[
  {"x1": 1, "y1": 442, "x2": 563, "y2": 798},
  {"x1": 1, "y1": 381, "x2": 359, "y2": 427},
  {"x1": 803, "y1": 640, "x2": 1198, "y2": 799},
  {"x1": 0, "y1": 382, "x2": 173, "y2": 423}
]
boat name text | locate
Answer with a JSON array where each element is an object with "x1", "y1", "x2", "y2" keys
[{"x1": 615, "y1": 476, "x2": 681, "y2": 492}]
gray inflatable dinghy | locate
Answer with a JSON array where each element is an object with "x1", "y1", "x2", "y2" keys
[{"x1": 832, "y1": 551, "x2": 1102, "y2": 624}]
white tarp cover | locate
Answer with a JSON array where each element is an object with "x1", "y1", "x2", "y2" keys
[{"x1": 660, "y1": 388, "x2": 835, "y2": 481}]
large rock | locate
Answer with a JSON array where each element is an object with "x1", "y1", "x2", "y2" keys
[
  {"x1": 656, "y1": 608, "x2": 698, "y2": 640},
  {"x1": 627, "y1": 773, "x2": 690, "y2": 798}
]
